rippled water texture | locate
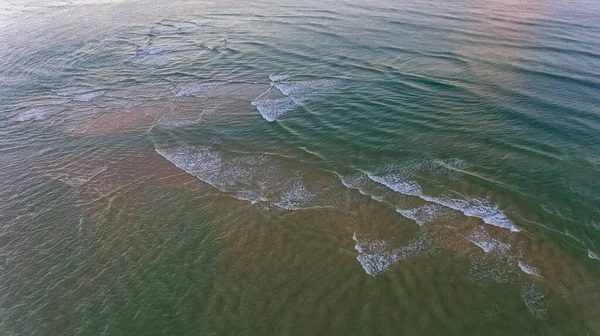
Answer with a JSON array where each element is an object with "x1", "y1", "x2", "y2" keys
[{"x1": 1, "y1": 0, "x2": 599, "y2": 334}]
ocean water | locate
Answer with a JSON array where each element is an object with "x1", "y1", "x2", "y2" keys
[{"x1": 1, "y1": 0, "x2": 599, "y2": 334}]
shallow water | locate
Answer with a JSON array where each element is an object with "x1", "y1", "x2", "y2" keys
[{"x1": 1, "y1": 0, "x2": 600, "y2": 334}]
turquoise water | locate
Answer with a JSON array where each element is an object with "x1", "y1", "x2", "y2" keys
[{"x1": 1, "y1": 0, "x2": 600, "y2": 334}]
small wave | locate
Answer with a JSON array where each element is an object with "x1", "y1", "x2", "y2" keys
[
  {"x1": 364, "y1": 169, "x2": 519, "y2": 232},
  {"x1": 421, "y1": 196, "x2": 520, "y2": 232},
  {"x1": 518, "y1": 261, "x2": 540, "y2": 277},
  {"x1": 251, "y1": 97, "x2": 301, "y2": 122},
  {"x1": 273, "y1": 79, "x2": 341, "y2": 99},
  {"x1": 367, "y1": 173, "x2": 422, "y2": 196},
  {"x1": 252, "y1": 78, "x2": 341, "y2": 121}
]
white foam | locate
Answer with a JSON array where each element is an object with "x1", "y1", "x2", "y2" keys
[
  {"x1": 251, "y1": 97, "x2": 301, "y2": 122},
  {"x1": 518, "y1": 261, "x2": 540, "y2": 276},
  {"x1": 521, "y1": 283, "x2": 547, "y2": 319},
  {"x1": 467, "y1": 226, "x2": 511, "y2": 257},
  {"x1": 353, "y1": 233, "x2": 433, "y2": 276},
  {"x1": 396, "y1": 204, "x2": 440, "y2": 225},
  {"x1": 421, "y1": 196, "x2": 520, "y2": 232},
  {"x1": 367, "y1": 173, "x2": 422, "y2": 196},
  {"x1": 156, "y1": 146, "x2": 316, "y2": 209},
  {"x1": 588, "y1": 250, "x2": 599, "y2": 260},
  {"x1": 273, "y1": 180, "x2": 314, "y2": 210},
  {"x1": 269, "y1": 74, "x2": 291, "y2": 82},
  {"x1": 15, "y1": 107, "x2": 49, "y2": 122}
]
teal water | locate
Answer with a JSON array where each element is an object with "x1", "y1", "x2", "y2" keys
[{"x1": 1, "y1": 0, "x2": 600, "y2": 334}]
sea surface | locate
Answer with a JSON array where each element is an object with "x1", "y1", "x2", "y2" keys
[{"x1": 1, "y1": 0, "x2": 599, "y2": 334}]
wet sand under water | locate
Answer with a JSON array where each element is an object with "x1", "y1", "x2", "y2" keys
[{"x1": 30, "y1": 134, "x2": 600, "y2": 333}]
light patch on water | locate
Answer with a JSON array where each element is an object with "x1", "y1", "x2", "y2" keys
[
  {"x1": 521, "y1": 283, "x2": 547, "y2": 319},
  {"x1": 353, "y1": 233, "x2": 433, "y2": 276},
  {"x1": 396, "y1": 204, "x2": 441, "y2": 225},
  {"x1": 588, "y1": 250, "x2": 600, "y2": 260},
  {"x1": 15, "y1": 107, "x2": 50, "y2": 122}
]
